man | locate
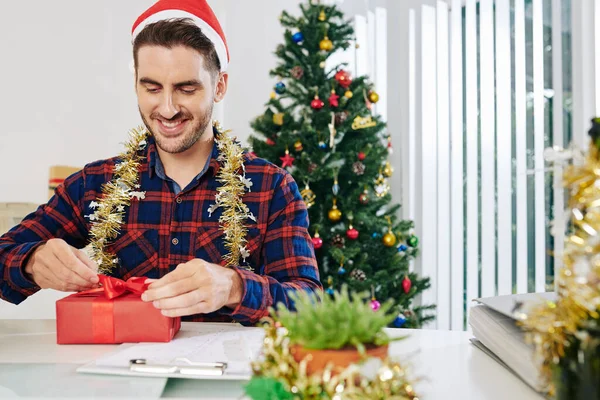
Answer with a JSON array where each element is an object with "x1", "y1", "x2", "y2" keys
[{"x1": 0, "y1": 0, "x2": 321, "y2": 325}]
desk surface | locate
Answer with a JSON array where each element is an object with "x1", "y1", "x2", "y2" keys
[{"x1": 0, "y1": 319, "x2": 543, "y2": 400}]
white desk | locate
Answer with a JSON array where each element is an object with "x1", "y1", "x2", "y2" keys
[{"x1": 0, "y1": 320, "x2": 544, "y2": 400}]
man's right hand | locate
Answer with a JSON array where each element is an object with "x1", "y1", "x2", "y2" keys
[{"x1": 24, "y1": 239, "x2": 100, "y2": 292}]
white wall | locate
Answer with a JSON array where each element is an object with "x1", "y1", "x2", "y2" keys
[
  {"x1": 0, "y1": 0, "x2": 306, "y2": 318},
  {"x1": 0, "y1": 0, "x2": 303, "y2": 205}
]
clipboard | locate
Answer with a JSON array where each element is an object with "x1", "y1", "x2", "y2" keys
[
  {"x1": 76, "y1": 322, "x2": 264, "y2": 381},
  {"x1": 76, "y1": 358, "x2": 252, "y2": 381}
]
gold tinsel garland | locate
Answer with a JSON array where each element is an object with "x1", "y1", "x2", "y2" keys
[
  {"x1": 208, "y1": 121, "x2": 255, "y2": 269},
  {"x1": 84, "y1": 126, "x2": 148, "y2": 273},
  {"x1": 250, "y1": 319, "x2": 420, "y2": 400},
  {"x1": 85, "y1": 121, "x2": 253, "y2": 273},
  {"x1": 518, "y1": 141, "x2": 600, "y2": 394}
]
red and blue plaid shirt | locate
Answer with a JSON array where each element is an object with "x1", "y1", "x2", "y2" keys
[{"x1": 0, "y1": 131, "x2": 321, "y2": 325}]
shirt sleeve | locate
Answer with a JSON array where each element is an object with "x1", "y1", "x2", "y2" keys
[
  {"x1": 0, "y1": 171, "x2": 89, "y2": 304},
  {"x1": 219, "y1": 170, "x2": 322, "y2": 325}
]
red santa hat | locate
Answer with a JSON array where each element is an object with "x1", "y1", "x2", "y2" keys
[{"x1": 132, "y1": 0, "x2": 229, "y2": 71}]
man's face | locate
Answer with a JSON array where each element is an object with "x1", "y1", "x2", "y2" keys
[{"x1": 135, "y1": 45, "x2": 227, "y2": 154}]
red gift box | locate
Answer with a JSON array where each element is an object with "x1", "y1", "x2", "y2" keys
[{"x1": 56, "y1": 275, "x2": 180, "y2": 344}]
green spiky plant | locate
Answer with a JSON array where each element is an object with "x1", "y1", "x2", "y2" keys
[{"x1": 273, "y1": 285, "x2": 405, "y2": 355}]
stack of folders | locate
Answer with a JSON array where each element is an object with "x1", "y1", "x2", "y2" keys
[{"x1": 469, "y1": 291, "x2": 556, "y2": 393}]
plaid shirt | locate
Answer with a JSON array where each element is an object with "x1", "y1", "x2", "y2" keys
[{"x1": 0, "y1": 131, "x2": 321, "y2": 325}]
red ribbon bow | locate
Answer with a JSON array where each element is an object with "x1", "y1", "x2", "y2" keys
[
  {"x1": 78, "y1": 275, "x2": 149, "y2": 299},
  {"x1": 98, "y1": 275, "x2": 148, "y2": 299}
]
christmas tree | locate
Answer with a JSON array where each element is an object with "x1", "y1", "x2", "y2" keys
[{"x1": 248, "y1": 0, "x2": 434, "y2": 328}]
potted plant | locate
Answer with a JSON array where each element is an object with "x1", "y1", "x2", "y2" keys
[
  {"x1": 274, "y1": 285, "x2": 404, "y2": 374},
  {"x1": 245, "y1": 285, "x2": 418, "y2": 399}
]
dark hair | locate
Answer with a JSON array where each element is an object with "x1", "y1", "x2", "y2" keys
[{"x1": 133, "y1": 18, "x2": 221, "y2": 77}]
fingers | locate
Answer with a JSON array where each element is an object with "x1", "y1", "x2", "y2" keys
[
  {"x1": 147, "y1": 264, "x2": 195, "y2": 290},
  {"x1": 49, "y1": 240, "x2": 98, "y2": 284},
  {"x1": 35, "y1": 254, "x2": 96, "y2": 292},
  {"x1": 142, "y1": 277, "x2": 198, "y2": 302},
  {"x1": 159, "y1": 302, "x2": 213, "y2": 318},
  {"x1": 73, "y1": 248, "x2": 99, "y2": 274},
  {"x1": 152, "y1": 289, "x2": 208, "y2": 310}
]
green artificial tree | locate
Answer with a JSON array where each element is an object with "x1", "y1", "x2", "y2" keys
[{"x1": 248, "y1": 0, "x2": 435, "y2": 328}]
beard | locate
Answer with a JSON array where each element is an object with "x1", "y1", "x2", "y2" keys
[{"x1": 139, "y1": 103, "x2": 213, "y2": 154}]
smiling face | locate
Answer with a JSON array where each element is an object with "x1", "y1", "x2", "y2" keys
[
  {"x1": 136, "y1": 45, "x2": 226, "y2": 154},
  {"x1": 132, "y1": 18, "x2": 227, "y2": 154}
]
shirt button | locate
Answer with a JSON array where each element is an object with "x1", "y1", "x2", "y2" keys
[
  {"x1": 172, "y1": 238, "x2": 179, "y2": 245},
  {"x1": 176, "y1": 197, "x2": 183, "y2": 204}
]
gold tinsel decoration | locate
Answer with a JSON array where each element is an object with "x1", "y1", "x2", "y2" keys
[
  {"x1": 84, "y1": 126, "x2": 147, "y2": 273},
  {"x1": 85, "y1": 121, "x2": 253, "y2": 273},
  {"x1": 517, "y1": 139, "x2": 600, "y2": 395},
  {"x1": 250, "y1": 319, "x2": 420, "y2": 400},
  {"x1": 209, "y1": 121, "x2": 255, "y2": 269}
]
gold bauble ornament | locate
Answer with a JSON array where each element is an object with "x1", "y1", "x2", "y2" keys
[
  {"x1": 270, "y1": 91, "x2": 277, "y2": 99},
  {"x1": 328, "y1": 208, "x2": 342, "y2": 222},
  {"x1": 344, "y1": 90, "x2": 353, "y2": 99},
  {"x1": 319, "y1": 36, "x2": 333, "y2": 51},
  {"x1": 383, "y1": 231, "x2": 397, "y2": 247},
  {"x1": 383, "y1": 160, "x2": 393, "y2": 177},
  {"x1": 294, "y1": 140, "x2": 303, "y2": 152},
  {"x1": 300, "y1": 183, "x2": 316, "y2": 208},
  {"x1": 319, "y1": 9, "x2": 327, "y2": 21},
  {"x1": 368, "y1": 91, "x2": 380, "y2": 103},
  {"x1": 328, "y1": 198, "x2": 342, "y2": 222},
  {"x1": 273, "y1": 113, "x2": 284, "y2": 126}
]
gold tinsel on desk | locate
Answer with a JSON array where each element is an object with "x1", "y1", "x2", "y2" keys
[
  {"x1": 518, "y1": 119, "x2": 600, "y2": 395},
  {"x1": 247, "y1": 319, "x2": 420, "y2": 400}
]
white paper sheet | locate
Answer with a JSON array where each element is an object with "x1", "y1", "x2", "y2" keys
[{"x1": 93, "y1": 323, "x2": 265, "y2": 376}]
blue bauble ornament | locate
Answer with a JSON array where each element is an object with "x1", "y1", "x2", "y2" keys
[
  {"x1": 338, "y1": 267, "x2": 346, "y2": 275},
  {"x1": 398, "y1": 244, "x2": 408, "y2": 252},
  {"x1": 319, "y1": 141, "x2": 328, "y2": 150},
  {"x1": 372, "y1": 232, "x2": 382, "y2": 239},
  {"x1": 326, "y1": 288, "x2": 335, "y2": 295},
  {"x1": 274, "y1": 82, "x2": 286, "y2": 95},
  {"x1": 292, "y1": 32, "x2": 304, "y2": 44},
  {"x1": 393, "y1": 313, "x2": 407, "y2": 328}
]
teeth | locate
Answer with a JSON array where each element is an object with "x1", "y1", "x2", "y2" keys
[{"x1": 161, "y1": 120, "x2": 183, "y2": 128}]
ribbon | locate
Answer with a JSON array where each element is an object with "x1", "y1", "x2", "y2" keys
[
  {"x1": 78, "y1": 275, "x2": 149, "y2": 299},
  {"x1": 76, "y1": 275, "x2": 150, "y2": 343}
]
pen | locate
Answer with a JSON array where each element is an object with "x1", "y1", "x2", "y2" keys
[{"x1": 129, "y1": 358, "x2": 227, "y2": 376}]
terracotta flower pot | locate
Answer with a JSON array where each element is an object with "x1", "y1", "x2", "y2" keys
[{"x1": 290, "y1": 343, "x2": 389, "y2": 375}]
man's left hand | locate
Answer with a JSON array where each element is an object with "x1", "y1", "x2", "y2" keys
[{"x1": 141, "y1": 259, "x2": 243, "y2": 317}]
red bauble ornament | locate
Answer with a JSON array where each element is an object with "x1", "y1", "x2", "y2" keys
[
  {"x1": 329, "y1": 90, "x2": 340, "y2": 107},
  {"x1": 346, "y1": 226, "x2": 359, "y2": 240},
  {"x1": 357, "y1": 152, "x2": 366, "y2": 161},
  {"x1": 402, "y1": 276, "x2": 412, "y2": 294},
  {"x1": 266, "y1": 138, "x2": 276, "y2": 146},
  {"x1": 359, "y1": 192, "x2": 369, "y2": 205},
  {"x1": 334, "y1": 70, "x2": 353, "y2": 89},
  {"x1": 311, "y1": 96, "x2": 325, "y2": 110},
  {"x1": 312, "y1": 235, "x2": 323, "y2": 250}
]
